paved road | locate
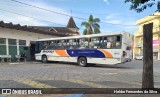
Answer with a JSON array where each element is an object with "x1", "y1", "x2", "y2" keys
[{"x1": 0, "y1": 60, "x2": 160, "y2": 97}]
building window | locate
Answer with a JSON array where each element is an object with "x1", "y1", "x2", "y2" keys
[
  {"x1": 8, "y1": 39, "x2": 16, "y2": 45},
  {"x1": 19, "y1": 40, "x2": 26, "y2": 45},
  {"x1": 0, "y1": 38, "x2": 6, "y2": 44}
]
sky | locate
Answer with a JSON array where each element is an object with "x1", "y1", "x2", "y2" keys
[{"x1": 0, "y1": 0, "x2": 158, "y2": 35}]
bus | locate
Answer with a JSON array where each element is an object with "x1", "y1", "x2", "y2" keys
[{"x1": 35, "y1": 32, "x2": 132, "y2": 67}]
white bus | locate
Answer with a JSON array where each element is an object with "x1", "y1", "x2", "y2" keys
[{"x1": 35, "y1": 32, "x2": 132, "y2": 67}]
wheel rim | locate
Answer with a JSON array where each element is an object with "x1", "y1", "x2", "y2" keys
[
  {"x1": 81, "y1": 60, "x2": 84, "y2": 64},
  {"x1": 80, "y1": 59, "x2": 85, "y2": 66},
  {"x1": 43, "y1": 56, "x2": 47, "y2": 62}
]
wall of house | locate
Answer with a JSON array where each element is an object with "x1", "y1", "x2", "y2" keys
[
  {"x1": 0, "y1": 27, "x2": 56, "y2": 46},
  {"x1": 0, "y1": 27, "x2": 57, "y2": 61}
]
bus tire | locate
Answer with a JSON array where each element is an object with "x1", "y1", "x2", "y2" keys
[
  {"x1": 42, "y1": 55, "x2": 48, "y2": 63},
  {"x1": 78, "y1": 57, "x2": 87, "y2": 67}
]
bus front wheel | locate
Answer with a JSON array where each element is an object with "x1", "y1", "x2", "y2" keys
[
  {"x1": 78, "y1": 57, "x2": 87, "y2": 67},
  {"x1": 42, "y1": 55, "x2": 48, "y2": 63}
]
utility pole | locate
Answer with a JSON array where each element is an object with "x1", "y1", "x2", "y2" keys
[{"x1": 142, "y1": 23, "x2": 154, "y2": 89}]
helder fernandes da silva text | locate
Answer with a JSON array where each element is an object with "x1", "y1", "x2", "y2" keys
[{"x1": 114, "y1": 89, "x2": 157, "y2": 94}]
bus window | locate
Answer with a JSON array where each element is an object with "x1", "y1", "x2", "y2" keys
[
  {"x1": 35, "y1": 41, "x2": 43, "y2": 53},
  {"x1": 103, "y1": 37, "x2": 108, "y2": 49},
  {"x1": 89, "y1": 38, "x2": 94, "y2": 48},
  {"x1": 56, "y1": 40, "x2": 64, "y2": 49},
  {"x1": 76, "y1": 39, "x2": 80, "y2": 48},
  {"x1": 68, "y1": 39, "x2": 77, "y2": 49},
  {"x1": 89, "y1": 37, "x2": 100, "y2": 48},
  {"x1": 103, "y1": 35, "x2": 121, "y2": 49},
  {"x1": 62, "y1": 40, "x2": 67, "y2": 49},
  {"x1": 42, "y1": 41, "x2": 49, "y2": 49},
  {"x1": 115, "y1": 36, "x2": 121, "y2": 48},
  {"x1": 65, "y1": 40, "x2": 69, "y2": 49},
  {"x1": 79, "y1": 38, "x2": 89, "y2": 49},
  {"x1": 107, "y1": 37, "x2": 112, "y2": 48},
  {"x1": 111, "y1": 36, "x2": 117, "y2": 48},
  {"x1": 99, "y1": 37, "x2": 103, "y2": 48},
  {"x1": 73, "y1": 39, "x2": 77, "y2": 48},
  {"x1": 117, "y1": 36, "x2": 121, "y2": 41},
  {"x1": 48, "y1": 40, "x2": 56, "y2": 49}
]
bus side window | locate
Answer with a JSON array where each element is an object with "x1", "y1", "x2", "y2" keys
[
  {"x1": 115, "y1": 36, "x2": 121, "y2": 48},
  {"x1": 107, "y1": 37, "x2": 112, "y2": 48},
  {"x1": 57, "y1": 40, "x2": 63, "y2": 49},
  {"x1": 42, "y1": 41, "x2": 49, "y2": 49},
  {"x1": 112, "y1": 36, "x2": 117, "y2": 48},
  {"x1": 117, "y1": 36, "x2": 121, "y2": 41},
  {"x1": 103, "y1": 37, "x2": 108, "y2": 49},
  {"x1": 55, "y1": 40, "x2": 59, "y2": 49},
  {"x1": 106, "y1": 36, "x2": 117, "y2": 49},
  {"x1": 98, "y1": 37, "x2": 103, "y2": 49},
  {"x1": 65, "y1": 40, "x2": 69, "y2": 49},
  {"x1": 79, "y1": 38, "x2": 89, "y2": 49},
  {"x1": 89, "y1": 38, "x2": 94, "y2": 48},
  {"x1": 76, "y1": 39, "x2": 79, "y2": 48},
  {"x1": 35, "y1": 41, "x2": 43, "y2": 53},
  {"x1": 73, "y1": 39, "x2": 77, "y2": 49},
  {"x1": 68, "y1": 39, "x2": 74, "y2": 49},
  {"x1": 79, "y1": 39, "x2": 84, "y2": 49},
  {"x1": 89, "y1": 37, "x2": 102, "y2": 49},
  {"x1": 84, "y1": 38, "x2": 89, "y2": 48},
  {"x1": 62, "y1": 40, "x2": 67, "y2": 49},
  {"x1": 48, "y1": 41, "x2": 55, "y2": 49},
  {"x1": 61, "y1": 40, "x2": 65, "y2": 49}
]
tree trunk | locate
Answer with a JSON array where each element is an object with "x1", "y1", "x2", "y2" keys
[{"x1": 142, "y1": 23, "x2": 154, "y2": 89}]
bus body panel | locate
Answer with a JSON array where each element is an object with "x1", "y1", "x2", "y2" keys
[
  {"x1": 35, "y1": 32, "x2": 133, "y2": 65},
  {"x1": 35, "y1": 49, "x2": 124, "y2": 65}
]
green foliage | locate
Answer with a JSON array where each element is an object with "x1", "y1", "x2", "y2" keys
[
  {"x1": 81, "y1": 15, "x2": 101, "y2": 35},
  {"x1": 125, "y1": 0, "x2": 159, "y2": 13}
]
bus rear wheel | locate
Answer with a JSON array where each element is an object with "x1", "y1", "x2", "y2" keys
[
  {"x1": 78, "y1": 57, "x2": 87, "y2": 67},
  {"x1": 42, "y1": 55, "x2": 48, "y2": 63}
]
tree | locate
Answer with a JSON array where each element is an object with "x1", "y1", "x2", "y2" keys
[
  {"x1": 125, "y1": 0, "x2": 160, "y2": 12},
  {"x1": 81, "y1": 15, "x2": 100, "y2": 35},
  {"x1": 125, "y1": 0, "x2": 155, "y2": 89}
]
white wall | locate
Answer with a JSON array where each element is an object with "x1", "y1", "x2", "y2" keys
[{"x1": 0, "y1": 27, "x2": 57, "y2": 46}]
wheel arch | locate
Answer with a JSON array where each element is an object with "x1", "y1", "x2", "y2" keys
[{"x1": 42, "y1": 54, "x2": 47, "y2": 58}]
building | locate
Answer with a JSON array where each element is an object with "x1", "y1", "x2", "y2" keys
[
  {"x1": 0, "y1": 17, "x2": 79, "y2": 61},
  {"x1": 133, "y1": 12, "x2": 160, "y2": 60}
]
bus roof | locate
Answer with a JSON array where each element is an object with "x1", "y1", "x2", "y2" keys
[{"x1": 37, "y1": 32, "x2": 129, "y2": 41}]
